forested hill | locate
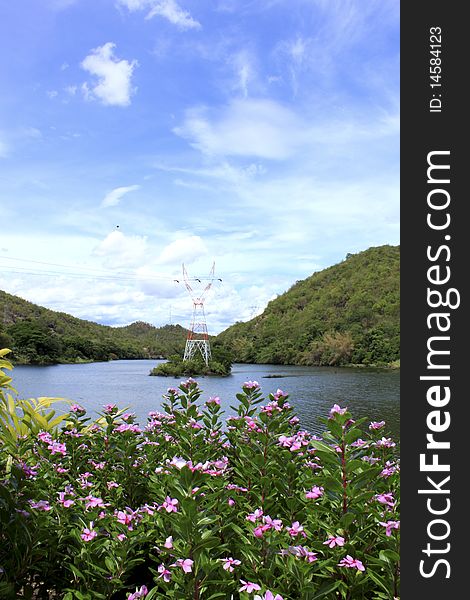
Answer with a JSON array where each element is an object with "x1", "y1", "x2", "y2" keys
[
  {"x1": 216, "y1": 245, "x2": 400, "y2": 367},
  {"x1": 0, "y1": 290, "x2": 187, "y2": 364}
]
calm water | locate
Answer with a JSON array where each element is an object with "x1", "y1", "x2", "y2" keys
[{"x1": 11, "y1": 361, "x2": 400, "y2": 438}]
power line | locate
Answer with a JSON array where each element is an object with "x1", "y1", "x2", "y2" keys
[{"x1": 0, "y1": 255, "x2": 217, "y2": 283}]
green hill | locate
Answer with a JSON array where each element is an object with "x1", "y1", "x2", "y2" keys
[
  {"x1": 216, "y1": 245, "x2": 400, "y2": 367},
  {"x1": 0, "y1": 290, "x2": 187, "y2": 365}
]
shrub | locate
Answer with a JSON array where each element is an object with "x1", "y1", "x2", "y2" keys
[{"x1": 0, "y1": 354, "x2": 399, "y2": 599}]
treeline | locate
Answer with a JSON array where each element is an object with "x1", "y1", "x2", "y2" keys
[
  {"x1": 216, "y1": 245, "x2": 400, "y2": 367},
  {"x1": 150, "y1": 342, "x2": 233, "y2": 377},
  {"x1": 0, "y1": 290, "x2": 187, "y2": 365}
]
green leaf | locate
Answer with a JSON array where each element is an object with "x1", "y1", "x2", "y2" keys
[
  {"x1": 379, "y1": 549, "x2": 400, "y2": 563},
  {"x1": 310, "y1": 439, "x2": 337, "y2": 454},
  {"x1": 351, "y1": 466, "x2": 381, "y2": 490},
  {"x1": 68, "y1": 564, "x2": 85, "y2": 581},
  {"x1": 345, "y1": 428, "x2": 364, "y2": 445},
  {"x1": 323, "y1": 476, "x2": 344, "y2": 493},
  {"x1": 311, "y1": 580, "x2": 341, "y2": 599},
  {"x1": 367, "y1": 569, "x2": 392, "y2": 594},
  {"x1": 340, "y1": 511, "x2": 356, "y2": 528}
]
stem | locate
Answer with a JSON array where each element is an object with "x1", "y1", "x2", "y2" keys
[{"x1": 341, "y1": 432, "x2": 348, "y2": 515}]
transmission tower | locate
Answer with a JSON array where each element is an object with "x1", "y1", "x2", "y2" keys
[{"x1": 181, "y1": 262, "x2": 218, "y2": 366}]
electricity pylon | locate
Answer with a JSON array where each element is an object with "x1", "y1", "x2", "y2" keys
[{"x1": 181, "y1": 262, "x2": 219, "y2": 366}]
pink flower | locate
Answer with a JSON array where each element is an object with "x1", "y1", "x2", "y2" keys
[
  {"x1": 246, "y1": 508, "x2": 263, "y2": 522},
  {"x1": 115, "y1": 423, "x2": 141, "y2": 433},
  {"x1": 116, "y1": 510, "x2": 134, "y2": 528},
  {"x1": 273, "y1": 388, "x2": 287, "y2": 400},
  {"x1": 57, "y1": 492, "x2": 74, "y2": 508},
  {"x1": 81, "y1": 522, "x2": 97, "y2": 542},
  {"x1": 161, "y1": 496, "x2": 179, "y2": 513},
  {"x1": 305, "y1": 551, "x2": 318, "y2": 563},
  {"x1": 29, "y1": 500, "x2": 51, "y2": 511},
  {"x1": 47, "y1": 441, "x2": 67, "y2": 456},
  {"x1": 37, "y1": 431, "x2": 53, "y2": 444},
  {"x1": 128, "y1": 585, "x2": 148, "y2": 600},
  {"x1": 286, "y1": 521, "x2": 306, "y2": 538},
  {"x1": 369, "y1": 420, "x2": 386, "y2": 430},
  {"x1": 84, "y1": 495, "x2": 107, "y2": 509},
  {"x1": 323, "y1": 535, "x2": 345, "y2": 548},
  {"x1": 283, "y1": 546, "x2": 317, "y2": 562},
  {"x1": 222, "y1": 557, "x2": 241, "y2": 572},
  {"x1": 206, "y1": 396, "x2": 221, "y2": 405},
  {"x1": 157, "y1": 564, "x2": 171, "y2": 582},
  {"x1": 253, "y1": 525, "x2": 267, "y2": 538},
  {"x1": 170, "y1": 456, "x2": 187, "y2": 469},
  {"x1": 263, "y1": 592, "x2": 284, "y2": 600},
  {"x1": 243, "y1": 381, "x2": 260, "y2": 390},
  {"x1": 164, "y1": 536, "x2": 173, "y2": 549},
  {"x1": 264, "y1": 515, "x2": 283, "y2": 531},
  {"x1": 19, "y1": 462, "x2": 38, "y2": 478},
  {"x1": 103, "y1": 403, "x2": 117, "y2": 413},
  {"x1": 381, "y1": 465, "x2": 397, "y2": 478},
  {"x1": 228, "y1": 497, "x2": 235, "y2": 507},
  {"x1": 122, "y1": 412, "x2": 136, "y2": 421},
  {"x1": 375, "y1": 493, "x2": 395, "y2": 508},
  {"x1": 173, "y1": 558, "x2": 194, "y2": 573},
  {"x1": 375, "y1": 437, "x2": 396, "y2": 448},
  {"x1": 306, "y1": 485, "x2": 324, "y2": 499},
  {"x1": 329, "y1": 404, "x2": 347, "y2": 418},
  {"x1": 180, "y1": 378, "x2": 197, "y2": 390},
  {"x1": 107, "y1": 481, "x2": 119, "y2": 489},
  {"x1": 117, "y1": 533, "x2": 127, "y2": 541},
  {"x1": 70, "y1": 404, "x2": 85, "y2": 413},
  {"x1": 239, "y1": 580, "x2": 261, "y2": 593},
  {"x1": 351, "y1": 438, "x2": 368, "y2": 448},
  {"x1": 379, "y1": 520, "x2": 400, "y2": 536},
  {"x1": 338, "y1": 555, "x2": 365, "y2": 571}
]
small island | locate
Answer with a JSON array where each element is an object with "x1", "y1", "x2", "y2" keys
[{"x1": 150, "y1": 344, "x2": 232, "y2": 377}]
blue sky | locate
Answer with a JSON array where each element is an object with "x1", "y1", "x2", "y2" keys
[{"x1": 0, "y1": 0, "x2": 399, "y2": 333}]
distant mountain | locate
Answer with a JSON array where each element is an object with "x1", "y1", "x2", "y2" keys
[
  {"x1": 216, "y1": 245, "x2": 399, "y2": 367},
  {"x1": 0, "y1": 290, "x2": 187, "y2": 365}
]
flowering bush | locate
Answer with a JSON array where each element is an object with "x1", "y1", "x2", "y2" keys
[{"x1": 0, "y1": 355, "x2": 399, "y2": 599}]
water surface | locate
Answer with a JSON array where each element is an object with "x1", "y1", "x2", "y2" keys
[{"x1": 12, "y1": 360, "x2": 400, "y2": 438}]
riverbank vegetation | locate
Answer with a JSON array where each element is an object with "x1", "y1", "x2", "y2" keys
[
  {"x1": 0, "y1": 291, "x2": 187, "y2": 365},
  {"x1": 150, "y1": 344, "x2": 232, "y2": 377},
  {"x1": 216, "y1": 246, "x2": 399, "y2": 368},
  {"x1": 1, "y1": 349, "x2": 399, "y2": 599}
]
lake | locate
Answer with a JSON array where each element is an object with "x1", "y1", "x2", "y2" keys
[{"x1": 11, "y1": 360, "x2": 400, "y2": 438}]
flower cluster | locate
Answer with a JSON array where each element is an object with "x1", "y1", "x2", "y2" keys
[{"x1": 0, "y1": 373, "x2": 400, "y2": 600}]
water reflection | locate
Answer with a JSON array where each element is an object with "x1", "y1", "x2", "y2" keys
[{"x1": 12, "y1": 360, "x2": 399, "y2": 438}]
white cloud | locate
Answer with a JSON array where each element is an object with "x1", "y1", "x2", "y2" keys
[
  {"x1": 93, "y1": 231, "x2": 147, "y2": 267},
  {"x1": 136, "y1": 266, "x2": 183, "y2": 298},
  {"x1": 157, "y1": 236, "x2": 208, "y2": 265},
  {"x1": 0, "y1": 135, "x2": 9, "y2": 158},
  {"x1": 155, "y1": 159, "x2": 266, "y2": 185},
  {"x1": 81, "y1": 42, "x2": 138, "y2": 107},
  {"x1": 47, "y1": 90, "x2": 58, "y2": 99},
  {"x1": 22, "y1": 127, "x2": 42, "y2": 139},
  {"x1": 174, "y1": 99, "x2": 304, "y2": 159},
  {"x1": 101, "y1": 185, "x2": 141, "y2": 208},
  {"x1": 117, "y1": 0, "x2": 201, "y2": 30},
  {"x1": 230, "y1": 50, "x2": 256, "y2": 98},
  {"x1": 46, "y1": 0, "x2": 79, "y2": 10}
]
